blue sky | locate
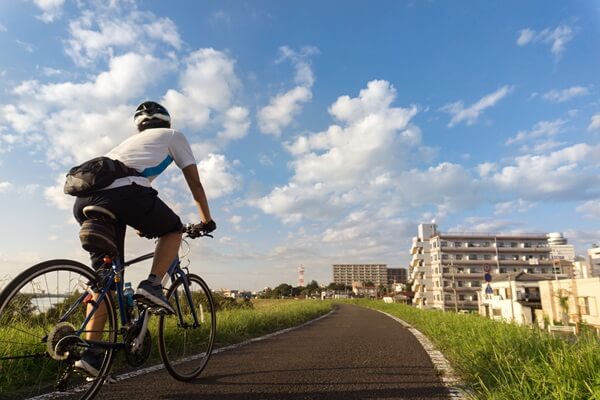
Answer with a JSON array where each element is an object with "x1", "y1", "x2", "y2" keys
[{"x1": 1, "y1": 0, "x2": 599, "y2": 291}]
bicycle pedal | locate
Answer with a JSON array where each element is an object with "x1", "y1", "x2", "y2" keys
[{"x1": 148, "y1": 307, "x2": 173, "y2": 315}]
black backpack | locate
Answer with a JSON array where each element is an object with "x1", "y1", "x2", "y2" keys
[{"x1": 63, "y1": 157, "x2": 142, "y2": 197}]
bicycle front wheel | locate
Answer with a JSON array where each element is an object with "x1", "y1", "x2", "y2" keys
[
  {"x1": 158, "y1": 273, "x2": 216, "y2": 381},
  {"x1": 0, "y1": 259, "x2": 117, "y2": 400}
]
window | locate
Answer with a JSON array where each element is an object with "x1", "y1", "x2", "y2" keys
[
  {"x1": 578, "y1": 297, "x2": 590, "y2": 315},
  {"x1": 444, "y1": 280, "x2": 451, "y2": 287},
  {"x1": 500, "y1": 268, "x2": 507, "y2": 273},
  {"x1": 510, "y1": 242, "x2": 518, "y2": 248},
  {"x1": 492, "y1": 308, "x2": 502, "y2": 316},
  {"x1": 541, "y1": 268, "x2": 548, "y2": 274},
  {"x1": 459, "y1": 294, "x2": 465, "y2": 301},
  {"x1": 454, "y1": 241, "x2": 462, "y2": 247},
  {"x1": 443, "y1": 267, "x2": 449, "y2": 273},
  {"x1": 482, "y1": 242, "x2": 490, "y2": 247},
  {"x1": 524, "y1": 242, "x2": 532, "y2": 248},
  {"x1": 455, "y1": 254, "x2": 463, "y2": 260},
  {"x1": 441, "y1": 254, "x2": 449, "y2": 260},
  {"x1": 468, "y1": 254, "x2": 478, "y2": 260},
  {"x1": 471, "y1": 281, "x2": 481, "y2": 287},
  {"x1": 445, "y1": 295, "x2": 452, "y2": 301},
  {"x1": 470, "y1": 267, "x2": 480, "y2": 273},
  {"x1": 441, "y1": 241, "x2": 448, "y2": 247},
  {"x1": 499, "y1": 254, "x2": 507, "y2": 260},
  {"x1": 467, "y1": 242, "x2": 474, "y2": 247},
  {"x1": 457, "y1": 281, "x2": 464, "y2": 287},
  {"x1": 512, "y1": 255, "x2": 519, "y2": 261},
  {"x1": 497, "y1": 242, "x2": 505, "y2": 248},
  {"x1": 483, "y1": 254, "x2": 492, "y2": 260}
]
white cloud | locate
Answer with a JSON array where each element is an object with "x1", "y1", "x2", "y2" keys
[
  {"x1": 1, "y1": 53, "x2": 172, "y2": 163},
  {"x1": 217, "y1": 106, "x2": 250, "y2": 142},
  {"x1": 33, "y1": 0, "x2": 65, "y2": 23},
  {"x1": 505, "y1": 119, "x2": 567, "y2": 145},
  {"x1": 255, "y1": 80, "x2": 445, "y2": 223},
  {"x1": 163, "y1": 49, "x2": 241, "y2": 131},
  {"x1": 542, "y1": 86, "x2": 589, "y2": 103},
  {"x1": 65, "y1": 8, "x2": 182, "y2": 66},
  {"x1": 229, "y1": 215, "x2": 243, "y2": 225},
  {"x1": 516, "y1": 25, "x2": 574, "y2": 59},
  {"x1": 441, "y1": 85, "x2": 513, "y2": 127},
  {"x1": 0, "y1": 24, "x2": 7, "y2": 32},
  {"x1": 0, "y1": 182, "x2": 13, "y2": 193},
  {"x1": 494, "y1": 199, "x2": 536, "y2": 216},
  {"x1": 196, "y1": 153, "x2": 240, "y2": 199},
  {"x1": 44, "y1": 175, "x2": 72, "y2": 210},
  {"x1": 16, "y1": 40, "x2": 35, "y2": 53},
  {"x1": 491, "y1": 143, "x2": 600, "y2": 200},
  {"x1": 258, "y1": 86, "x2": 312, "y2": 136},
  {"x1": 277, "y1": 46, "x2": 319, "y2": 87},
  {"x1": 588, "y1": 114, "x2": 600, "y2": 131},
  {"x1": 258, "y1": 46, "x2": 318, "y2": 136},
  {"x1": 576, "y1": 200, "x2": 600, "y2": 219}
]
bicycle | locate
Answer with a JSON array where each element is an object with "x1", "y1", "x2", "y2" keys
[{"x1": 0, "y1": 205, "x2": 217, "y2": 400}]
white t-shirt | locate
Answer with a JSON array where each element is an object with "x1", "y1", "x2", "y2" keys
[{"x1": 102, "y1": 128, "x2": 197, "y2": 190}]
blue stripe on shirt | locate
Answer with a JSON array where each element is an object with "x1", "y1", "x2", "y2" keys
[{"x1": 141, "y1": 155, "x2": 174, "y2": 177}]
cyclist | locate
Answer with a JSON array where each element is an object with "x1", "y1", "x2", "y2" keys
[{"x1": 72, "y1": 101, "x2": 216, "y2": 377}]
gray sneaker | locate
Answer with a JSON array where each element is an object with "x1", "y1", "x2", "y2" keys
[
  {"x1": 74, "y1": 350, "x2": 116, "y2": 383},
  {"x1": 134, "y1": 280, "x2": 175, "y2": 314}
]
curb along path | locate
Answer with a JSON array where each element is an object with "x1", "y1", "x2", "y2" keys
[{"x1": 95, "y1": 304, "x2": 456, "y2": 400}]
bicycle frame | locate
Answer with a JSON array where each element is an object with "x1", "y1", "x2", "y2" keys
[{"x1": 56, "y1": 249, "x2": 202, "y2": 352}]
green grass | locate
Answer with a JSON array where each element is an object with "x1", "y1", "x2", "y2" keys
[
  {"x1": 214, "y1": 299, "x2": 333, "y2": 345},
  {"x1": 348, "y1": 299, "x2": 600, "y2": 400}
]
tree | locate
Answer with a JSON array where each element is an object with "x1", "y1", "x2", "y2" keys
[{"x1": 272, "y1": 283, "x2": 293, "y2": 298}]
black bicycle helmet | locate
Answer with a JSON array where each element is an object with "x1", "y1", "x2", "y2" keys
[{"x1": 134, "y1": 101, "x2": 171, "y2": 131}]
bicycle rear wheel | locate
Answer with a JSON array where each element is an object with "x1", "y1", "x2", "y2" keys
[
  {"x1": 0, "y1": 259, "x2": 117, "y2": 400},
  {"x1": 158, "y1": 273, "x2": 216, "y2": 381}
]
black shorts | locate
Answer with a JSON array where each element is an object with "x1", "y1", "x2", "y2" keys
[{"x1": 73, "y1": 184, "x2": 182, "y2": 268}]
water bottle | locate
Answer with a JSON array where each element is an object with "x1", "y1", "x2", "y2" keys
[{"x1": 124, "y1": 282, "x2": 135, "y2": 317}]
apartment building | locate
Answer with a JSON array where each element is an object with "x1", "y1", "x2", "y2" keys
[
  {"x1": 387, "y1": 268, "x2": 407, "y2": 284},
  {"x1": 588, "y1": 246, "x2": 600, "y2": 277},
  {"x1": 332, "y1": 264, "x2": 388, "y2": 286},
  {"x1": 409, "y1": 223, "x2": 574, "y2": 312}
]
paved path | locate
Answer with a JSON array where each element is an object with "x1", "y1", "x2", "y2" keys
[{"x1": 97, "y1": 304, "x2": 450, "y2": 400}]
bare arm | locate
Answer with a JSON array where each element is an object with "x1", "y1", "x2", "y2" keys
[{"x1": 182, "y1": 164, "x2": 212, "y2": 224}]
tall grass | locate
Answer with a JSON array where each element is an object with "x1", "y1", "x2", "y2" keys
[
  {"x1": 350, "y1": 299, "x2": 600, "y2": 400},
  {"x1": 215, "y1": 299, "x2": 333, "y2": 345}
]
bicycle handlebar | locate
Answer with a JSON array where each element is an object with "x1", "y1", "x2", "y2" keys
[{"x1": 182, "y1": 223, "x2": 214, "y2": 239}]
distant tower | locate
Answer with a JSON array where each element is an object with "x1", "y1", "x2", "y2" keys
[{"x1": 298, "y1": 265, "x2": 305, "y2": 287}]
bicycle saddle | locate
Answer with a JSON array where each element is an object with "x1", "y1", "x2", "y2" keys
[{"x1": 83, "y1": 205, "x2": 116, "y2": 221}]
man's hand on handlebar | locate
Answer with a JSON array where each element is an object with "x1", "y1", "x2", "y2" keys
[{"x1": 184, "y1": 220, "x2": 216, "y2": 238}]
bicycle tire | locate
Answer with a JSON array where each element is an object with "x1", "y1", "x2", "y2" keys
[
  {"x1": 0, "y1": 259, "x2": 117, "y2": 400},
  {"x1": 158, "y1": 273, "x2": 216, "y2": 381}
]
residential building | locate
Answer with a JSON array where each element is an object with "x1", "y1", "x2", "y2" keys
[
  {"x1": 332, "y1": 264, "x2": 388, "y2": 286},
  {"x1": 539, "y1": 277, "x2": 600, "y2": 333},
  {"x1": 479, "y1": 272, "x2": 556, "y2": 325},
  {"x1": 409, "y1": 223, "x2": 573, "y2": 312},
  {"x1": 588, "y1": 246, "x2": 600, "y2": 277},
  {"x1": 387, "y1": 268, "x2": 407, "y2": 284}
]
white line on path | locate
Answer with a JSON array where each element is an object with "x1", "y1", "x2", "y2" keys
[
  {"x1": 26, "y1": 309, "x2": 336, "y2": 400},
  {"x1": 376, "y1": 309, "x2": 471, "y2": 400}
]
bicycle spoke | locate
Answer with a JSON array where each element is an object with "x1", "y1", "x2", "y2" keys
[{"x1": 0, "y1": 260, "x2": 117, "y2": 400}]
